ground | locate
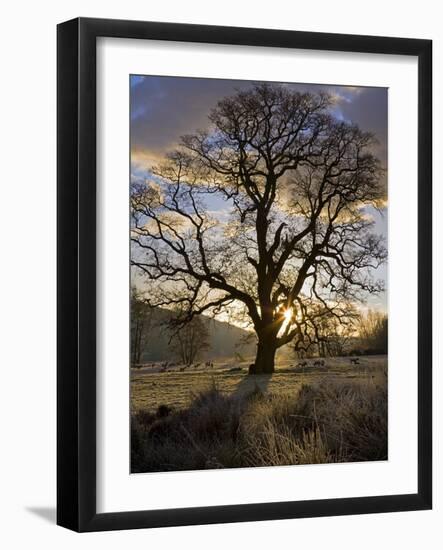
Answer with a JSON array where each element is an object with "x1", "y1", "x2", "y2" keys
[{"x1": 131, "y1": 355, "x2": 387, "y2": 413}]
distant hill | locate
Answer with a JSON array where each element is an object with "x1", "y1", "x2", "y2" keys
[{"x1": 138, "y1": 307, "x2": 256, "y2": 362}]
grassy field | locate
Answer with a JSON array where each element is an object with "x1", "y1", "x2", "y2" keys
[
  {"x1": 131, "y1": 355, "x2": 387, "y2": 413},
  {"x1": 131, "y1": 356, "x2": 388, "y2": 473},
  {"x1": 131, "y1": 355, "x2": 387, "y2": 473}
]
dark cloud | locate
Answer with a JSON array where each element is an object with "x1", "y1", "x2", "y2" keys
[
  {"x1": 337, "y1": 87, "x2": 388, "y2": 167},
  {"x1": 130, "y1": 75, "x2": 387, "y2": 167},
  {"x1": 130, "y1": 76, "x2": 252, "y2": 156}
]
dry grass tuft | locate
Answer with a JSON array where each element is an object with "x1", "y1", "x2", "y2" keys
[{"x1": 131, "y1": 373, "x2": 387, "y2": 473}]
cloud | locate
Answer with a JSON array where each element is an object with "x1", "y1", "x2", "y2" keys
[
  {"x1": 131, "y1": 77, "x2": 387, "y2": 170},
  {"x1": 130, "y1": 76, "x2": 253, "y2": 156}
]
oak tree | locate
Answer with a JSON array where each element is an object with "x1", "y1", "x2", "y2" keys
[{"x1": 131, "y1": 84, "x2": 386, "y2": 373}]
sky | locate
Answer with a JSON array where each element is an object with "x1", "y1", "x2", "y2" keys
[{"x1": 130, "y1": 75, "x2": 388, "y2": 312}]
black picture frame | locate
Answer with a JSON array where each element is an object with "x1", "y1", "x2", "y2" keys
[{"x1": 57, "y1": 17, "x2": 432, "y2": 532}]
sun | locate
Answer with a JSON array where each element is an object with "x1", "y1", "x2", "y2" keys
[
  {"x1": 283, "y1": 308, "x2": 293, "y2": 322},
  {"x1": 277, "y1": 307, "x2": 294, "y2": 337}
]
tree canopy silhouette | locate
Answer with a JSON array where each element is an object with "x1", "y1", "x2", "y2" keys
[{"x1": 131, "y1": 83, "x2": 386, "y2": 373}]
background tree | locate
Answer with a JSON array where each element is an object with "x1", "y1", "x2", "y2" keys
[
  {"x1": 131, "y1": 84, "x2": 386, "y2": 373},
  {"x1": 130, "y1": 286, "x2": 152, "y2": 366},
  {"x1": 357, "y1": 309, "x2": 388, "y2": 354},
  {"x1": 169, "y1": 315, "x2": 210, "y2": 366},
  {"x1": 293, "y1": 302, "x2": 359, "y2": 358}
]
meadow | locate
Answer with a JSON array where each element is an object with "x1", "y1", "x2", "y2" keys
[{"x1": 131, "y1": 356, "x2": 388, "y2": 473}]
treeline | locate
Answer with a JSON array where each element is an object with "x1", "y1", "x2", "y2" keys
[
  {"x1": 295, "y1": 309, "x2": 388, "y2": 359},
  {"x1": 130, "y1": 288, "x2": 254, "y2": 366},
  {"x1": 131, "y1": 288, "x2": 209, "y2": 366},
  {"x1": 355, "y1": 309, "x2": 388, "y2": 356}
]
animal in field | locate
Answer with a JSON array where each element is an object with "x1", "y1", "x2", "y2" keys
[
  {"x1": 313, "y1": 359, "x2": 325, "y2": 367},
  {"x1": 227, "y1": 366, "x2": 242, "y2": 373},
  {"x1": 297, "y1": 360, "x2": 308, "y2": 368},
  {"x1": 350, "y1": 357, "x2": 360, "y2": 365}
]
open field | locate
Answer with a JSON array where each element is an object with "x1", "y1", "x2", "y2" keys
[
  {"x1": 131, "y1": 355, "x2": 387, "y2": 413},
  {"x1": 131, "y1": 356, "x2": 387, "y2": 472}
]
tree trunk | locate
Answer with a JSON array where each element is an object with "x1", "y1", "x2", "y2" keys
[{"x1": 250, "y1": 336, "x2": 277, "y2": 374}]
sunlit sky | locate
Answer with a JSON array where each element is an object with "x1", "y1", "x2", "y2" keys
[{"x1": 130, "y1": 75, "x2": 388, "y2": 312}]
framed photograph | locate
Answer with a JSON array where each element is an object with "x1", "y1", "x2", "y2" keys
[{"x1": 57, "y1": 17, "x2": 432, "y2": 532}]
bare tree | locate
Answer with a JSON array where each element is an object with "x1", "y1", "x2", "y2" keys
[
  {"x1": 131, "y1": 84, "x2": 386, "y2": 373},
  {"x1": 169, "y1": 315, "x2": 210, "y2": 366},
  {"x1": 357, "y1": 309, "x2": 388, "y2": 354},
  {"x1": 293, "y1": 301, "x2": 359, "y2": 358},
  {"x1": 130, "y1": 286, "x2": 152, "y2": 366}
]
